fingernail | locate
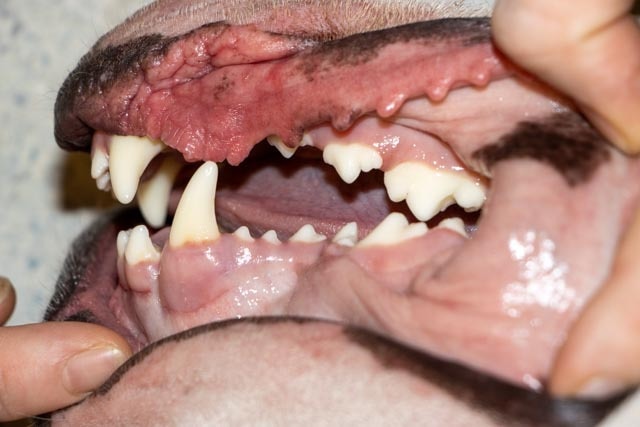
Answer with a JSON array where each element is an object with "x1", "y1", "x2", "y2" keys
[
  {"x1": 63, "y1": 346, "x2": 128, "y2": 395},
  {"x1": 0, "y1": 277, "x2": 11, "y2": 303},
  {"x1": 575, "y1": 377, "x2": 628, "y2": 400}
]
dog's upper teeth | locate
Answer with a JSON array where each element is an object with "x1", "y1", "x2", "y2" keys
[
  {"x1": 261, "y1": 230, "x2": 281, "y2": 244},
  {"x1": 384, "y1": 162, "x2": 486, "y2": 222},
  {"x1": 90, "y1": 143, "x2": 109, "y2": 180},
  {"x1": 125, "y1": 225, "x2": 161, "y2": 264},
  {"x1": 358, "y1": 213, "x2": 427, "y2": 247},
  {"x1": 169, "y1": 161, "x2": 220, "y2": 247},
  {"x1": 290, "y1": 224, "x2": 326, "y2": 243},
  {"x1": 267, "y1": 135, "x2": 298, "y2": 159},
  {"x1": 436, "y1": 217, "x2": 469, "y2": 238},
  {"x1": 109, "y1": 136, "x2": 165, "y2": 204},
  {"x1": 332, "y1": 222, "x2": 358, "y2": 247},
  {"x1": 137, "y1": 156, "x2": 182, "y2": 228},
  {"x1": 322, "y1": 143, "x2": 383, "y2": 184}
]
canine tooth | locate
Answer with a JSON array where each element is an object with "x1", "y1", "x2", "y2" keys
[
  {"x1": 261, "y1": 230, "x2": 281, "y2": 244},
  {"x1": 233, "y1": 226, "x2": 254, "y2": 242},
  {"x1": 358, "y1": 213, "x2": 427, "y2": 247},
  {"x1": 125, "y1": 225, "x2": 161, "y2": 264},
  {"x1": 116, "y1": 230, "x2": 132, "y2": 259},
  {"x1": 109, "y1": 136, "x2": 165, "y2": 204},
  {"x1": 290, "y1": 224, "x2": 326, "y2": 243},
  {"x1": 332, "y1": 222, "x2": 358, "y2": 247},
  {"x1": 267, "y1": 135, "x2": 297, "y2": 159},
  {"x1": 137, "y1": 156, "x2": 182, "y2": 228},
  {"x1": 169, "y1": 162, "x2": 220, "y2": 247},
  {"x1": 384, "y1": 162, "x2": 486, "y2": 221},
  {"x1": 437, "y1": 218, "x2": 469, "y2": 238},
  {"x1": 323, "y1": 143, "x2": 383, "y2": 184}
]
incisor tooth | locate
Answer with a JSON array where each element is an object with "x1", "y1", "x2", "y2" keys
[
  {"x1": 290, "y1": 224, "x2": 326, "y2": 243},
  {"x1": 262, "y1": 230, "x2": 281, "y2": 244},
  {"x1": 91, "y1": 144, "x2": 109, "y2": 180},
  {"x1": 125, "y1": 225, "x2": 161, "y2": 264},
  {"x1": 437, "y1": 218, "x2": 469, "y2": 238},
  {"x1": 116, "y1": 230, "x2": 131, "y2": 259},
  {"x1": 323, "y1": 143, "x2": 383, "y2": 184},
  {"x1": 137, "y1": 156, "x2": 182, "y2": 228},
  {"x1": 358, "y1": 213, "x2": 427, "y2": 247},
  {"x1": 267, "y1": 135, "x2": 297, "y2": 159},
  {"x1": 332, "y1": 222, "x2": 358, "y2": 246},
  {"x1": 169, "y1": 162, "x2": 220, "y2": 247},
  {"x1": 233, "y1": 226, "x2": 254, "y2": 242},
  {"x1": 384, "y1": 162, "x2": 486, "y2": 222},
  {"x1": 109, "y1": 136, "x2": 165, "y2": 204}
]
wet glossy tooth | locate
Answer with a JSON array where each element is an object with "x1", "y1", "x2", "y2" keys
[
  {"x1": 169, "y1": 161, "x2": 220, "y2": 247},
  {"x1": 332, "y1": 222, "x2": 358, "y2": 247},
  {"x1": 116, "y1": 230, "x2": 132, "y2": 259},
  {"x1": 109, "y1": 135, "x2": 165, "y2": 204},
  {"x1": 323, "y1": 143, "x2": 383, "y2": 184},
  {"x1": 290, "y1": 224, "x2": 326, "y2": 243},
  {"x1": 267, "y1": 135, "x2": 297, "y2": 159},
  {"x1": 125, "y1": 225, "x2": 161, "y2": 264},
  {"x1": 384, "y1": 162, "x2": 486, "y2": 221},
  {"x1": 233, "y1": 226, "x2": 254, "y2": 242},
  {"x1": 96, "y1": 173, "x2": 112, "y2": 192},
  {"x1": 437, "y1": 218, "x2": 469, "y2": 238},
  {"x1": 261, "y1": 230, "x2": 281, "y2": 244},
  {"x1": 358, "y1": 213, "x2": 427, "y2": 247},
  {"x1": 91, "y1": 144, "x2": 109, "y2": 180},
  {"x1": 137, "y1": 156, "x2": 182, "y2": 228}
]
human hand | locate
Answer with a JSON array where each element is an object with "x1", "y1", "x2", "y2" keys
[
  {"x1": 0, "y1": 277, "x2": 131, "y2": 421},
  {"x1": 492, "y1": 0, "x2": 640, "y2": 398}
]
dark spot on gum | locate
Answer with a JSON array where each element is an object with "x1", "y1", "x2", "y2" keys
[{"x1": 473, "y1": 112, "x2": 612, "y2": 186}]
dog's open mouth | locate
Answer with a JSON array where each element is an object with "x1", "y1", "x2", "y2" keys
[{"x1": 46, "y1": 4, "x2": 640, "y2": 396}]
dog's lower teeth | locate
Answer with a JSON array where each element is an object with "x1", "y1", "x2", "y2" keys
[
  {"x1": 125, "y1": 225, "x2": 161, "y2": 264},
  {"x1": 261, "y1": 230, "x2": 281, "y2": 244},
  {"x1": 436, "y1": 217, "x2": 469, "y2": 238},
  {"x1": 290, "y1": 224, "x2": 327, "y2": 243},
  {"x1": 358, "y1": 212, "x2": 428, "y2": 247},
  {"x1": 332, "y1": 222, "x2": 358, "y2": 247},
  {"x1": 109, "y1": 135, "x2": 166, "y2": 204},
  {"x1": 233, "y1": 226, "x2": 254, "y2": 242},
  {"x1": 169, "y1": 161, "x2": 220, "y2": 247}
]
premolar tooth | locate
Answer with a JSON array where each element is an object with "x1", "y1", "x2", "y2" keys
[
  {"x1": 109, "y1": 135, "x2": 165, "y2": 204},
  {"x1": 332, "y1": 222, "x2": 358, "y2": 247},
  {"x1": 261, "y1": 230, "x2": 281, "y2": 244},
  {"x1": 137, "y1": 156, "x2": 182, "y2": 228},
  {"x1": 290, "y1": 224, "x2": 326, "y2": 243},
  {"x1": 358, "y1": 213, "x2": 427, "y2": 247},
  {"x1": 233, "y1": 226, "x2": 254, "y2": 242},
  {"x1": 169, "y1": 161, "x2": 220, "y2": 247},
  {"x1": 323, "y1": 143, "x2": 383, "y2": 184},
  {"x1": 384, "y1": 162, "x2": 486, "y2": 221},
  {"x1": 437, "y1": 218, "x2": 469, "y2": 238},
  {"x1": 125, "y1": 225, "x2": 161, "y2": 264},
  {"x1": 267, "y1": 135, "x2": 297, "y2": 159}
]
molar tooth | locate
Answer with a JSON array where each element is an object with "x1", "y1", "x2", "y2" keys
[
  {"x1": 125, "y1": 225, "x2": 161, "y2": 264},
  {"x1": 261, "y1": 230, "x2": 281, "y2": 245},
  {"x1": 358, "y1": 213, "x2": 427, "y2": 247},
  {"x1": 323, "y1": 143, "x2": 383, "y2": 184},
  {"x1": 384, "y1": 162, "x2": 486, "y2": 222},
  {"x1": 332, "y1": 222, "x2": 358, "y2": 247},
  {"x1": 169, "y1": 161, "x2": 220, "y2": 247},
  {"x1": 109, "y1": 135, "x2": 165, "y2": 204},
  {"x1": 290, "y1": 224, "x2": 326, "y2": 243},
  {"x1": 137, "y1": 156, "x2": 182, "y2": 228},
  {"x1": 267, "y1": 135, "x2": 297, "y2": 159},
  {"x1": 233, "y1": 226, "x2": 254, "y2": 242},
  {"x1": 437, "y1": 218, "x2": 469, "y2": 238}
]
